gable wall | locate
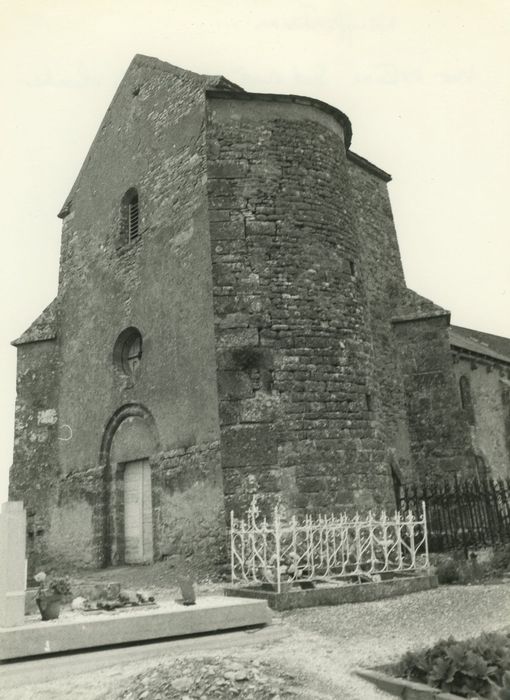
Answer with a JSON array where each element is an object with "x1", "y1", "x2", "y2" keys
[
  {"x1": 12, "y1": 60, "x2": 226, "y2": 571},
  {"x1": 57, "y1": 61, "x2": 220, "y2": 465}
]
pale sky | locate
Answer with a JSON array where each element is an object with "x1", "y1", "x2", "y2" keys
[{"x1": 0, "y1": 0, "x2": 509, "y2": 502}]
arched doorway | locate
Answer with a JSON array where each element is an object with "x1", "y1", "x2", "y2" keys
[{"x1": 100, "y1": 404, "x2": 159, "y2": 566}]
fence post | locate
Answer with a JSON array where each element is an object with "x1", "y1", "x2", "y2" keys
[
  {"x1": 452, "y1": 475, "x2": 468, "y2": 557},
  {"x1": 483, "y1": 476, "x2": 497, "y2": 547},
  {"x1": 407, "y1": 510, "x2": 416, "y2": 568},
  {"x1": 422, "y1": 501, "x2": 429, "y2": 569},
  {"x1": 230, "y1": 510, "x2": 235, "y2": 585},
  {"x1": 395, "y1": 510, "x2": 403, "y2": 570},
  {"x1": 368, "y1": 511, "x2": 375, "y2": 573},
  {"x1": 491, "y1": 479, "x2": 505, "y2": 544},
  {"x1": 502, "y1": 479, "x2": 510, "y2": 537},
  {"x1": 274, "y1": 502, "x2": 281, "y2": 594}
]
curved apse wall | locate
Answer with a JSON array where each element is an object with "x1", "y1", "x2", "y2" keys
[{"x1": 206, "y1": 92, "x2": 392, "y2": 517}]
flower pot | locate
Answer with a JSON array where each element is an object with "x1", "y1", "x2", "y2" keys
[{"x1": 36, "y1": 594, "x2": 62, "y2": 620}]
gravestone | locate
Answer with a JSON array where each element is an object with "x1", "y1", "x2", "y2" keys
[
  {"x1": 178, "y1": 576, "x2": 196, "y2": 606},
  {"x1": 0, "y1": 502, "x2": 27, "y2": 627}
]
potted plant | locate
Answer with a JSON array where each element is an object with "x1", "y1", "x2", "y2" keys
[{"x1": 34, "y1": 572, "x2": 72, "y2": 620}]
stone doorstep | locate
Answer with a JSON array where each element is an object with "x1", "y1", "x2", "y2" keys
[
  {"x1": 0, "y1": 596, "x2": 271, "y2": 662},
  {"x1": 224, "y1": 574, "x2": 438, "y2": 611},
  {"x1": 356, "y1": 668, "x2": 461, "y2": 700}
]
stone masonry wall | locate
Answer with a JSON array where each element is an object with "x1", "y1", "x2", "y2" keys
[
  {"x1": 206, "y1": 94, "x2": 395, "y2": 519},
  {"x1": 11, "y1": 57, "x2": 226, "y2": 571},
  {"x1": 452, "y1": 355, "x2": 510, "y2": 478},
  {"x1": 10, "y1": 339, "x2": 61, "y2": 577},
  {"x1": 151, "y1": 441, "x2": 226, "y2": 574},
  {"x1": 347, "y1": 158, "x2": 414, "y2": 486},
  {"x1": 56, "y1": 57, "x2": 220, "y2": 471},
  {"x1": 394, "y1": 316, "x2": 477, "y2": 480}
]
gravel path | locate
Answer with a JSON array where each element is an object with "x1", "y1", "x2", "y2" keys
[
  {"x1": 2, "y1": 584, "x2": 510, "y2": 699},
  {"x1": 283, "y1": 583, "x2": 510, "y2": 669},
  {"x1": 267, "y1": 583, "x2": 510, "y2": 698}
]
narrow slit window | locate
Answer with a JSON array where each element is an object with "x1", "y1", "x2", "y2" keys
[
  {"x1": 120, "y1": 188, "x2": 140, "y2": 245},
  {"x1": 459, "y1": 374, "x2": 475, "y2": 425},
  {"x1": 128, "y1": 194, "x2": 139, "y2": 242}
]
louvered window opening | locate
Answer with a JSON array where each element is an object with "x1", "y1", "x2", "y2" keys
[{"x1": 128, "y1": 197, "x2": 139, "y2": 243}]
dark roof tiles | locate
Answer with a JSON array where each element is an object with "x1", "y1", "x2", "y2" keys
[{"x1": 449, "y1": 325, "x2": 510, "y2": 365}]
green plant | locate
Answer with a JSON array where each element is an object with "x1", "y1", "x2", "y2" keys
[
  {"x1": 491, "y1": 546, "x2": 510, "y2": 573},
  {"x1": 48, "y1": 576, "x2": 72, "y2": 597},
  {"x1": 461, "y1": 559, "x2": 494, "y2": 584},
  {"x1": 397, "y1": 632, "x2": 510, "y2": 698},
  {"x1": 34, "y1": 571, "x2": 72, "y2": 598},
  {"x1": 489, "y1": 671, "x2": 510, "y2": 699},
  {"x1": 435, "y1": 557, "x2": 460, "y2": 584}
]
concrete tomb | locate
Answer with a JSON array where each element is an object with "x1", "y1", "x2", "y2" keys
[{"x1": 0, "y1": 502, "x2": 27, "y2": 628}]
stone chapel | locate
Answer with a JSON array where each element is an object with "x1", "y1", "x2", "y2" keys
[{"x1": 10, "y1": 55, "x2": 510, "y2": 573}]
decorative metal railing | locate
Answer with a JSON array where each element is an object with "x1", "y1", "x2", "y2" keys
[
  {"x1": 230, "y1": 497, "x2": 429, "y2": 592},
  {"x1": 400, "y1": 476, "x2": 510, "y2": 555}
]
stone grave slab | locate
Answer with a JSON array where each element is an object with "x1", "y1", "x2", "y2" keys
[
  {"x1": 0, "y1": 596, "x2": 271, "y2": 661},
  {"x1": 224, "y1": 573, "x2": 438, "y2": 611}
]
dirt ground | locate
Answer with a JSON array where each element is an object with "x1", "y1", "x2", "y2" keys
[{"x1": 3, "y1": 572, "x2": 510, "y2": 700}]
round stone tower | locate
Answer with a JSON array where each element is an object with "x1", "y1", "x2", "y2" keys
[{"x1": 206, "y1": 89, "x2": 392, "y2": 517}]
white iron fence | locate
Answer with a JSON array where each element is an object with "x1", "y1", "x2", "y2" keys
[{"x1": 230, "y1": 497, "x2": 429, "y2": 592}]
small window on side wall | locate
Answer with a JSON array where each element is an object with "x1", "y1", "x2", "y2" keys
[
  {"x1": 120, "y1": 188, "x2": 140, "y2": 245},
  {"x1": 459, "y1": 375, "x2": 475, "y2": 425}
]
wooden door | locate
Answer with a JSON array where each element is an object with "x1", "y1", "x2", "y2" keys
[{"x1": 124, "y1": 459, "x2": 153, "y2": 564}]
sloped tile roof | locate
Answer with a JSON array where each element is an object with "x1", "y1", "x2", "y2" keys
[
  {"x1": 392, "y1": 289, "x2": 450, "y2": 323},
  {"x1": 12, "y1": 299, "x2": 57, "y2": 346},
  {"x1": 450, "y1": 325, "x2": 510, "y2": 365}
]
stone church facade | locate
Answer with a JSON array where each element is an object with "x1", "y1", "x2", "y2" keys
[{"x1": 9, "y1": 55, "x2": 510, "y2": 573}]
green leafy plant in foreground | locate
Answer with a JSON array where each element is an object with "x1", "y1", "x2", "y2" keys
[
  {"x1": 492, "y1": 672, "x2": 510, "y2": 700},
  {"x1": 397, "y1": 632, "x2": 510, "y2": 698}
]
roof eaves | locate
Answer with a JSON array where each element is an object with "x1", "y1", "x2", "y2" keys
[
  {"x1": 451, "y1": 343, "x2": 510, "y2": 367},
  {"x1": 347, "y1": 151, "x2": 392, "y2": 182},
  {"x1": 392, "y1": 310, "x2": 450, "y2": 325},
  {"x1": 206, "y1": 89, "x2": 353, "y2": 149},
  {"x1": 450, "y1": 336, "x2": 510, "y2": 366}
]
